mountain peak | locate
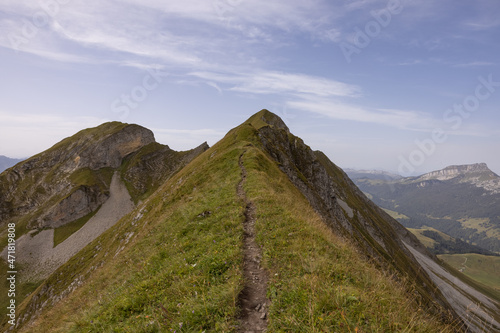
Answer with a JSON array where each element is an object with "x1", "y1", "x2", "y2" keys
[
  {"x1": 246, "y1": 109, "x2": 289, "y2": 132},
  {"x1": 419, "y1": 163, "x2": 496, "y2": 182},
  {"x1": 443, "y1": 162, "x2": 490, "y2": 173},
  {"x1": 3, "y1": 112, "x2": 498, "y2": 332}
]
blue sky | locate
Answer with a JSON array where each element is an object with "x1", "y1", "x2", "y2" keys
[{"x1": 0, "y1": 0, "x2": 499, "y2": 176}]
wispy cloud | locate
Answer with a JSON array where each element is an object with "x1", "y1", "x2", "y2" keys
[
  {"x1": 453, "y1": 61, "x2": 495, "y2": 68},
  {"x1": 0, "y1": 0, "x2": 340, "y2": 67},
  {"x1": 286, "y1": 98, "x2": 435, "y2": 131},
  {"x1": 187, "y1": 69, "x2": 442, "y2": 131},
  {"x1": 189, "y1": 71, "x2": 361, "y2": 98}
]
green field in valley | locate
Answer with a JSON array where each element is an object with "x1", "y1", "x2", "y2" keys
[{"x1": 438, "y1": 253, "x2": 500, "y2": 292}]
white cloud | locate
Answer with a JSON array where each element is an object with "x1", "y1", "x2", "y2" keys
[
  {"x1": 0, "y1": 0, "x2": 346, "y2": 68},
  {"x1": 189, "y1": 71, "x2": 361, "y2": 98},
  {"x1": 286, "y1": 98, "x2": 436, "y2": 130}
]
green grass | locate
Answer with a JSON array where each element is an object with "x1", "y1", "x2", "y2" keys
[
  {"x1": 247, "y1": 109, "x2": 275, "y2": 130},
  {"x1": 382, "y1": 208, "x2": 409, "y2": 220},
  {"x1": 242, "y1": 146, "x2": 457, "y2": 332},
  {"x1": 53, "y1": 207, "x2": 101, "y2": 247},
  {"x1": 0, "y1": 259, "x2": 43, "y2": 317},
  {"x1": 6, "y1": 117, "x2": 460, "y2": 332},
  {"x1": 409, "y1": 228, "x2": 438, "y2": 249},
  {"x1": 10, "y1": 131, "x2": 247, "y2": 332},
  {"x1": 69, "y1": 167, "x2": 114, "y2": 192},
  {"x1": 438, "y1": 253, "x2": 500, "y2": 294}
]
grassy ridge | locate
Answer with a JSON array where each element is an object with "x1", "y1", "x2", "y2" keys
[
  {"x1": 10, "y1": 120, "x2": 459, "y2": 332},
  {"x1": 242, "y1": 145, "x2": 457, "y2": 332}
]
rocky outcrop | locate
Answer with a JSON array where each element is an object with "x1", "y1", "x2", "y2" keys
[
  {"x1": 72, "y1": 124, "x2": 155, "y2": 171},
  {"x1": 0, "y1": 122, "x2": 181, "y2": 232},
  {"x1": 0, "y1": 123, "x2": 152, "y2": 228},
  {"x1": 417, "y1": 163, "x2": 500, "y2": 194},
  {"x1": 419, "y1": 163, "x2": 493, "y2": 181},
  {"x1": 35, "y1": 185, "x2": 108, "y2": 229},
  {"x1": 121, "y1": 141, "x2": 209, "y2": 202}
]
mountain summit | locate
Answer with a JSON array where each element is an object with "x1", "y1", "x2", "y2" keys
[
  {"x1": 419, "y1": 163, "x2": 499, "y2": 184},
  {"x1": 1, "y1": 110, "x2": 499, "y2": 332},
  {"x1": 0, "y1": 122, "x2": 207, "y2": 283}
]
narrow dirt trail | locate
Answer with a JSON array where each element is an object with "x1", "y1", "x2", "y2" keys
[{"x1": 237, "y1": 152, "x2": 269, "y2": 333}]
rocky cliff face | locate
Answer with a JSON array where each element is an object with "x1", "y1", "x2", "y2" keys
[
  {"x1": 0, "y1": 122, "x2": 207, "y2": 231},
  {"x1": 417, "y1": 163, "x2": 500, "y2": 194},
  {"x1": 420, "y1": 163, "x2": 494, "y2": 181},
  {"x1": 0, "y1": 123, "x2": 153, "y2": 230},
  {"x1": 121, "y1": 141, "x2": 209, "y2": 202}
]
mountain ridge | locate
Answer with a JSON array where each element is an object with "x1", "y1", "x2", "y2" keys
[
  {"x1": 0, "y1": 156, "x2": 24, "y2": 173},
  {"x1": 348, "y1": 162, "x2": 500, "y2": 254},
  {"x1": 2, "y1": 110, "x2": 499, "y2": 332}
]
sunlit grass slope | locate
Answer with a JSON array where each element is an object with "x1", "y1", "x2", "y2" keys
[
  {"x1": 439, "y1": 253, "x2": 500, "y2": 294},
  {"x1": 11, "y1": 119, "x2": 458, "y2": 332}
]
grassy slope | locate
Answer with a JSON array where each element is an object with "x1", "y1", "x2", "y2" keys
[
  {"x1": 408, "y1": 228, "x2": 438, "y2": 249},
  {"x1": 382, "y1": 208, "x2": 409, "y2": 220},
  {"x1": 11, "y1": 122, "x2": 457, "y2": 332},
  {"x1": 409, "y1": 227, "x2": 454, "y2": 245},
  {"x1": 439, "y1": 253, "x2": 500, "y2": 293},
  {"x1": 13, "y1": 127, "x2": 246, "y2": 332}
]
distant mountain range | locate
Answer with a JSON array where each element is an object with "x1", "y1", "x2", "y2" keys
[
  {"x1": 347, "y1": 163, "x2": 500, "y2": 254},
  {"x1": 0, "y1": 155, "x2": 24, "y2": 173},
  {"x1": 344, "y1": 168, "x2": 402, "y2": 181}
]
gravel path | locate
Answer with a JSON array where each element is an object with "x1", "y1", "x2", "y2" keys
[
  {"x1": 2, "y1": 172, "x2": 134, "y2": 282},
  {"x1": 404, "y1": 242, "x2": 500, "y2": 332}
]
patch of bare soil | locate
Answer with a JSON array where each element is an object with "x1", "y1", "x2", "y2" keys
[{"x1": 237, "y1": 152, "x2": 269, "y2": 333}]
